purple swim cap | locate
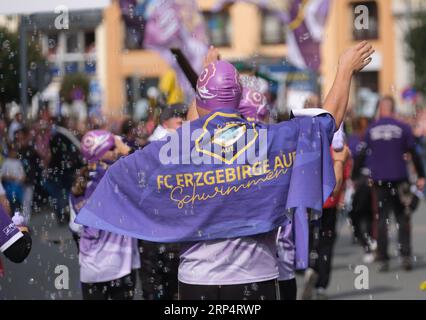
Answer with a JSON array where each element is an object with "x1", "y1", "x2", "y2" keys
[
  {"x1": 238, "y1": 87, "x2": 269, "y2": 123},
  {"x1": 81, "y1": 130, "x2": 115, "y2": 162},
  {"x1": 196, "y1": 61, "x2": 242, "y2": 111}
]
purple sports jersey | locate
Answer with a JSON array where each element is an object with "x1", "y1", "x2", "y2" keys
[
  {"x1": 75, "y1": 163, "x2": 140, "y2": 283},
  {"x1": 365, "y1": 117, "x2": 415, "y2": 182},
  {"x1": 0, "y1": 205, "x2": 23, "y2": 253}
]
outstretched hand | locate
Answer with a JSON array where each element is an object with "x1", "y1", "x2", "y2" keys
[
  {"x1": 203, "y1": 46, "x2": 221, "y2": 68},
  {"x1": 338, "y1": 41, "x2": 374, "y2": 74}
]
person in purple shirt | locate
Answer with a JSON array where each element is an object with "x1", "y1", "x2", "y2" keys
[
  {"x1": 177, "y1": 42, "x2": 374, "y2": 300},
  {"x1": 359, "y1": 96, "x2": 425, "y2": 271},
  {"x1": 71, "y1": 130, "x2": 140, "y2": 300}
]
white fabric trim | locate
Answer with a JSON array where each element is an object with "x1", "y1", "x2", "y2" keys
[
  {"x1": 290, "y1": 108, "x2": 332, "y2": 118},
  {"x1": 0, "y1": 231, "x2": 23, "y2": 252},
  {"x1": 178, "y1": 273, "x2": 279, "y2": 286},
  {"x1": 0, "y1": 180, "x2": 5, "y2": 196},
  {"x1": 148, "y1": 125, "x2": 169, "y2": 142}
]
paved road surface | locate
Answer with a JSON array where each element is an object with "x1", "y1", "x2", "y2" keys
[{"x1": 1, "y1": 202, "x2": 426, "y2": 300}]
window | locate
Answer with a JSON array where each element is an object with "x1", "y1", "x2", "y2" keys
[
  {"x1": 84, "y1": 61, "x2": 96, "y2": 74},
  {"x1": 351, "y1": 1, "x2": 379, "y2": 40},
  {"x1": 125, "y1": 77, "x2": 159, "y2": 116},
  {"x1": 354, "y1": 71, "x2": 379, "y2": 116},
  {"x1": 65, "y1": 32, "x2": 80, "y2": 53},
  {"x1": 64, "y1": 61, "x2": 79, "y2": 74},
  {"x1": 124, "y1": 24, "x2": 145, "y2": 50},
  {"x1": 47, "y1": 34, "x2": 59, "y2": 56},
  {"x1": 121, "y1": 0, "x2": 146, "y2": 50},
  {"x1": 204, "y1": 10, "x2": 232, "y2": 47},
  {"x1": 355, "y1": 71, "x2": 379, "y2": 93},
  {"x1": 84, "y1": 31, "x2": 96, "y2": 53},
  {"x1": 261, "y1": 10, "x2": 286, "y2": 45}
]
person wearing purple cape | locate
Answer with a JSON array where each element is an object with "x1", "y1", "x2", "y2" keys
[
  {"x1": 238, "y1": 86, "x2": 298, "y2": 300},
  {"x1": 180, "y1": 44, "x2": 372, "y2": 300},
  {"x1": 76, "y1": 42, "x2": 374, "y2": 300},
  {"x1": 71, "y1": 130, "x2": 140, "y2": 300}
]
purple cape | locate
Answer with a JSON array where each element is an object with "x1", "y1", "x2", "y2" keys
[{"x1": 76, "y1": 110, "x2": 335, "y2": 267}]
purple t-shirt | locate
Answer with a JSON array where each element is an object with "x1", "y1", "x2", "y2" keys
[
  {"x1": 365, "y1": 117, "x2": 415, "y2": 182},
  {"x1": 76, "y1": 163, "x2": 140, "y2": 283},
  {"x1": 0, "y1": 205, "x2": 23, "y2": 253}
]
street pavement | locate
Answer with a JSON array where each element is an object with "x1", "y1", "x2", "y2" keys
[{"x1": 1, "y1": 201, "x2": 426, "y2": 300}]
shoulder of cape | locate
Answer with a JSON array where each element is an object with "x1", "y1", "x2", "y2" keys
[{"x1": 290, "y1": 108, "x2": 332, "y2": 118}]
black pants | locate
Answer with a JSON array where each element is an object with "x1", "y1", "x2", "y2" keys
[
  {"x1": 81, "y1": 271, "x2": 136, "y2": 300},
  {"x1": 138, "y1": 240, "x2": 180, "y2": 300},
  {"x1": 278, "y1": 278, "x2": 297, "y2": 300},
  {"x1": 309, "y1": 207, "x2": 337, "y2": 289},
  {"x1": 374, "y1": 182, "x2": 411, "y2": 261},
  {"x1": 179, "y1": 279, "x2": 278, "y2": 300},
  {"x1": 349, "y1": 177, "x2": 373, "y2": 252}
]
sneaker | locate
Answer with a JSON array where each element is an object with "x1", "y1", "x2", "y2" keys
[
  {"x1": 377, "y1": 261, "x2": 389, "y2": 272},
  {"x1": 301, "y1": 268, "x2": 318, "y2": 300},
  {"x1": 402, "y1": 257, "x2": 413, "y2": 271},
  {"x1": 315, "y1": 288, "x2": 328, "y2": 300},
  {"x1": 363, "y1": 253, "x2": 375, "y2": 264}
]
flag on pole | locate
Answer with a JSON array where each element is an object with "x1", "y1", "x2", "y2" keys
[{"x1": 120, "y1": 0, "x2": 209, "y2": 100}]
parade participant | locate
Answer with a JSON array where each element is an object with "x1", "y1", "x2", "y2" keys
[
  {"x1": 148, "y1": 103, "x2": 187, "y2": 142},
  {"x1": 357, "y1": 96, "x2": 426, "y2": 271},
  {"x1": 71, "y1": 130, "x2": 140, "y2": 300},
  {"x1": 0, "y1": 205, "x2": 32, "y2": 263},
  {"x1": 239, "y1": 87, "x2": 297, "y2": 300},
  {"x1": 76, "y1": 42, "x2": 374, "y2": 300},
  {"x1": 139, "y1": 103, "x2": 187, "y2": 300},
  {"x1": 301, "y1": 144, "x2": 351, "y2": 300},
  {"x1": 348, "y1": 117, "x2": 376, "y2": 263}
]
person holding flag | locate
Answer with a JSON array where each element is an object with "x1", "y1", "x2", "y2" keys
[{"x1": 76, "y1": 41, "x2": 373, "y2": 300}]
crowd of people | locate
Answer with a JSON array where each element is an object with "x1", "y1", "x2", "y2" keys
[{"x1": 1, "y1": 42, "x2": 425, "y2": 300}]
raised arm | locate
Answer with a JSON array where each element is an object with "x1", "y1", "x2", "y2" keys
[{"x1": 323, "y1": 41, "x2": 374, "y2": 128}]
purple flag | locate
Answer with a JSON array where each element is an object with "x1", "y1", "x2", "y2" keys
[
  {"x1": 287, "y1": 0, "x2": 331, "y2": 71},
  {"x1": 213, "y1": 0, "x2": 331, "y2": 71},
  {"x1": 76, "y1": 110, "x2": 335, "y2": 250},
  {"x1": 0, "y1": 205, "x2": 23, "y2": 253},
  {"x1": 120, "y1": 0, "x2": 209, "y2": 100}
]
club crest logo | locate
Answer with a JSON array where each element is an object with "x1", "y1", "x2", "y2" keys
[{"x1": 195, "y1": 112, "x2": 259, "y2": 164}]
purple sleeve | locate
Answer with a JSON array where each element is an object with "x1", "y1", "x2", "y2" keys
[
  {"x1": 0, "y1": 205, "x2": 23, "y2": 252},
  {"x1": 404, "y1": 124, "x2": 415, "y2": 151}
]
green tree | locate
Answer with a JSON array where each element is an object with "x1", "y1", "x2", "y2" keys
[
  {"x1": 406, "y1": 13, "x2": 426, "y2": 96},
  {"x1": 60, "y1": 73, "x2": 90, "y2": 104},
  {"x1": 0, "y1": 26, "x2": 45, "y2": 113}
]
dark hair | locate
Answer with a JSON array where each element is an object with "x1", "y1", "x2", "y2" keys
[
  {"x1": 121, "y1": 118, "x2": 135, "y2": 136},
  {"x1": 71, "y1": 166, "x2": 90, "y2": 197},
  {"x1": 159, "y1": 104, "x2": 187, "y2": 124}
]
